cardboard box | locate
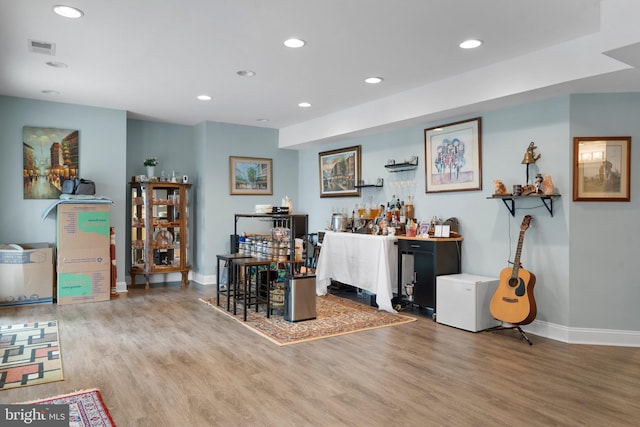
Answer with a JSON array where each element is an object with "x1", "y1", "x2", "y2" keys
[
  {"x1": 55, "y1": 203, "x2": 111, "y2": 305},
  {"x1": 0, "y1": 243, "x2": 54, "y2": 307},
  {"x1": 57, "y1": 248, "x2": 111, "y2": 273},
  {"x1": 57, "y1": 268, "x2": 110, "y2": 305},
  {"x1": 57, "y1": 203, "x2": 110, "y2": 250}
]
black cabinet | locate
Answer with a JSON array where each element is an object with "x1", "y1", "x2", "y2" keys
[{"x1": 397, "y1": 238, "x2": 462, "y2": 311}]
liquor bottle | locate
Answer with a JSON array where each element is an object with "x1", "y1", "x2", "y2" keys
[
  {"x1": 406, "y1": 196, "x2": 414, "y2": 221},
  {"x1": 399, "y1": 201, "x2": 406, "y2": 224}
]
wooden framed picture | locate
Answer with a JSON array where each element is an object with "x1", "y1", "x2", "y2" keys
[
  {"x1": 424, "y1": 117, "x2": 482, "y2": 193},
  {"x1": 318, "y1": 145, "x2": 361, "y2": 198},
  {"x1": 229, "y1": 156, "x2": 273, "y2": 195},
  {"x1": 573, "y1": 136, "x2": 631, "y2": 201}
]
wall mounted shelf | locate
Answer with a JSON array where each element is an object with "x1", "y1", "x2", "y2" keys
[
  {"x1": 355, "y1": 179, "x2": 383, "y2": 188},
  {"x1": 385, "y1": 159, "x2": 418, "y2": 172},
  {"x1": 488, "y1": 194, "x2": 561, "y2": 217}
]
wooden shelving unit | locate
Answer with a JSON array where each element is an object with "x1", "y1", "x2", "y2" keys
[{"x1": 129, "y1": 182, "x2": 192, "y2": 289}]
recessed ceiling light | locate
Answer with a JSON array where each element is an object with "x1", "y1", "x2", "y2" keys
[
  {"x1": 256, "y1": 118, "x2": 270, "y2": 123},
  {"x1": 197, "y1": 95, "x2": 212, "y2": 101},
  {"x1": 284, "y1": 38, "x2": 306, "y2": 48},
  {"x1": 46, "y1": 61, "x2": 68, "y2": 68},
  {"x1": 459, "y1": 39, "x2": 483, "y2": 49},
  {"x1": 298, "y1": 102, "x2": 311, "y2": 108},
  {"x1": 41, "y1": 90, "x2": 60, "y2": 95},
  {"x1": 365, "y1": 77, "x2": 384, "y2": 84},
  {"x1": 53, "y1": 5, "x2": 84, "y2": 18},
  {"x1": 236, "y1": 70, "x2": 256, "y2": 77}
]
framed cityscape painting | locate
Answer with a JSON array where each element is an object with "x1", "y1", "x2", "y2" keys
[
  {"x1": 23, "y1": 126, "x2": 79, "y2": 199},
  {"x1": 318, "y1": 145, "x2": 361, "y2": 198},
  {"x1": 229, "y1": 156, "x2": 273, "y2": 195}
]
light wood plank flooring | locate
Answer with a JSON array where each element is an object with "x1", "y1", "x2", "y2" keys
[{"x1": 1, "y1": 283, "x2": 639, "y2": 427}]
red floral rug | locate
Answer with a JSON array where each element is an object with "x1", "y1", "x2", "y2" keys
[
  {"x1": 0, "y1": 320, "x2": 63, "y2": 390},
  {"x1": 27, "y1": 388, "x2": 116, "y2": 427}
]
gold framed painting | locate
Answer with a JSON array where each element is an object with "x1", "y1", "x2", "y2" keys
[
  {"x1": 573, "y1": 136, "x2": 631, "y2": 201},
  {"x1": 229, "y1": 156, "x2": 273, "y2": 195},
  {"x1": 318, "y1": 145, "x2": 361, "y2": 198},
  {"x1": 424, "y1": 117, "x2": 482, "y2": 193}
]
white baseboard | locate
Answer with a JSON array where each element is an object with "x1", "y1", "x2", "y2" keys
[
  {"x1": 523, "y1": 320, "x2": 640, "y2": 347},
  {"x1": 190, "y1": 271, "x2": 216, "y2": 286}
]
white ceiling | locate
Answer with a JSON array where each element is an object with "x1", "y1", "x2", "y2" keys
[{"x1": 2, "y1": 0, "x2": 640, "y2": 148}]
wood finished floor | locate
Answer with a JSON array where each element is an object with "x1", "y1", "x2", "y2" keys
[{"x1": 1, "y1": 283, "x2": 639, "y2": 427}]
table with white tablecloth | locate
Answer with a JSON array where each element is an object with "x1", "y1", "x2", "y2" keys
[{"x1": 315, "y1": 231, "x2": 398, "y2": 312}]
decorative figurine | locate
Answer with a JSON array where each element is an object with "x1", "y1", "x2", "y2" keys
[
  {"x1": 542, "y1": 174, "x2": 555, "y2": 195},
  {"x1": 521, "y1": 142, "x2": 542, "y2": 184},
  {"x1": 534, "y1": 173, "x2": 544, "y2": 193},
  {"x1": 493, "y1": 179, "x2": 509, "y2": 195}
]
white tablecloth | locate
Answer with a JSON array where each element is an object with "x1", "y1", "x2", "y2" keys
[{"x1": 315, "y1": 231, "x2": 398, "y2": 312}]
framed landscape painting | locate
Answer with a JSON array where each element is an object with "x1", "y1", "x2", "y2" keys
[
  {"x1": 424, "y1": 117, "x2": 482, "y2": 193},
  {"x1": 23, "y1": 126, "x2": 79, "y2": 199},
  {"x1": 229, "y1": 156, "x2": 273, "y2": 195},
  {"x1": 318, "y1": 145, "x2": 361, "y2": 198},
  {"x1": 573, "y1": 136, "x2": 631, "y2": 201}
]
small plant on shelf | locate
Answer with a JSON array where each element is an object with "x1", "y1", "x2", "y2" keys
[{"x1": 144, "y1": 157, "x2": 159, "y2": 167}]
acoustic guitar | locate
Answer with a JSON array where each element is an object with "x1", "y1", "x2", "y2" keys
[{"x1": 490, "y1": 215, "x2": 537, "y2": 325}]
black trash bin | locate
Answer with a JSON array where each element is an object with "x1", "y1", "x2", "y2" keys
[{"x1": 284, "y1": 275, "x2": 316, "y2": 322}]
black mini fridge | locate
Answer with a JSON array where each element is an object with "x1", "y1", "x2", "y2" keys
[{"x1": 284, "y1": 276, "x2": 317, "y2": 322}]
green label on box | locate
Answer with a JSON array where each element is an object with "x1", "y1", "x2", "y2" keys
[
  {"x1": 58, "y1": 273, "x2": 91, "y2": 297},
  {"x1": 78, "y1": 212, "x2": 110, "y2": 237}
]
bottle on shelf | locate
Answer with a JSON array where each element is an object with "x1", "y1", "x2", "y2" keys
[{"x1": 406, "y1": 196, "x2": 414, "y2": 221}]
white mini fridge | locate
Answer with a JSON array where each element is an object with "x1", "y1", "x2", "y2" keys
[{"x1": 436, "y1": 273, "x2": 501, "y2": 332}]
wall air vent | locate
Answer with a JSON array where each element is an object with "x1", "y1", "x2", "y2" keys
[{"x1": 28, "y1": 39, "x2": 56, "y2": 55}]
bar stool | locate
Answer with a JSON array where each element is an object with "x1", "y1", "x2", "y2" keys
[
  {"x1": 231, "y1": 258, "x2": 275, "y2": 321},
  {"x1": 216, "y1": 253, "x2": 251, "y2": 309}
]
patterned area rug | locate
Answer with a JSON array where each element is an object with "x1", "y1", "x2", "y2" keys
[
  {"x1": 200, "y1": 293, "x2": 416, "y2": 346},
  {"x1": 0, "y1": 320, "x2": 63, "y2": 391},
  {"x1": 27, "y1": 388, "x2": 116, "y2": 427}
]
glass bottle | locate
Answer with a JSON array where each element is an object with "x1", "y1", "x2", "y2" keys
[{"x1": 406, "y1": 196, "x2": 414, "y2": 221}]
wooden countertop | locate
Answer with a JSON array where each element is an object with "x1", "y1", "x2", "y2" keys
[{"x1": 395, "y1": 235, "x2": 463, "y2": 242}]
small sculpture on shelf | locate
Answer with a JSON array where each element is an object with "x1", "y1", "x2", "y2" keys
[
  {"x1": 534, "y1": 173, "x2": 544, "y2": 193},
  {"x1": 493, "y1": 179, "x2": 509, "y2": 195},
  {"x1": 542, "y1": 174, "x2": 555, "y2": 195},
  {"x1": 521, "y1": 142, "x2": 541, "y2": 184}
]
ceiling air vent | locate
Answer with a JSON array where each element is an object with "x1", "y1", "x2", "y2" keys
[{"x1": 28, "y1": 39, "x2": 56, "y2": 55}]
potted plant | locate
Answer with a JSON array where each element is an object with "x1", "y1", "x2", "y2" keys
[{"x1": 144, "y1": 157, "x2": 159, "y2": 178}]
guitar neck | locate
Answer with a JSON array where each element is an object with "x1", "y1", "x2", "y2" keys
[{"x1": 511, "y1": 229, "x2": 526, "y2": 278}]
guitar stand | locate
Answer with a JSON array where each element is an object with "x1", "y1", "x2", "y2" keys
[{"x1": 487, "y1": 324, "x2": 533, "y2": 345}]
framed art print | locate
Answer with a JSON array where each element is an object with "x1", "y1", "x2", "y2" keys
[
  {"x1": 318, "y1": 145, "x2": 361, "y2": 198},
  {"x1": 424, "y1": 117, "x2": 482, "y2": 193},
  {"x1": 229, "y1": 156, "x2": 273, "y2": 195},
  {"x1": 573, "y1": 136, "x2": 630, "y2": 201}
]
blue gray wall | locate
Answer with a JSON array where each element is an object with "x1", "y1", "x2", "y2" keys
[{"x1": 0, "y1": 96, "x2": 127, "y2": 284}]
